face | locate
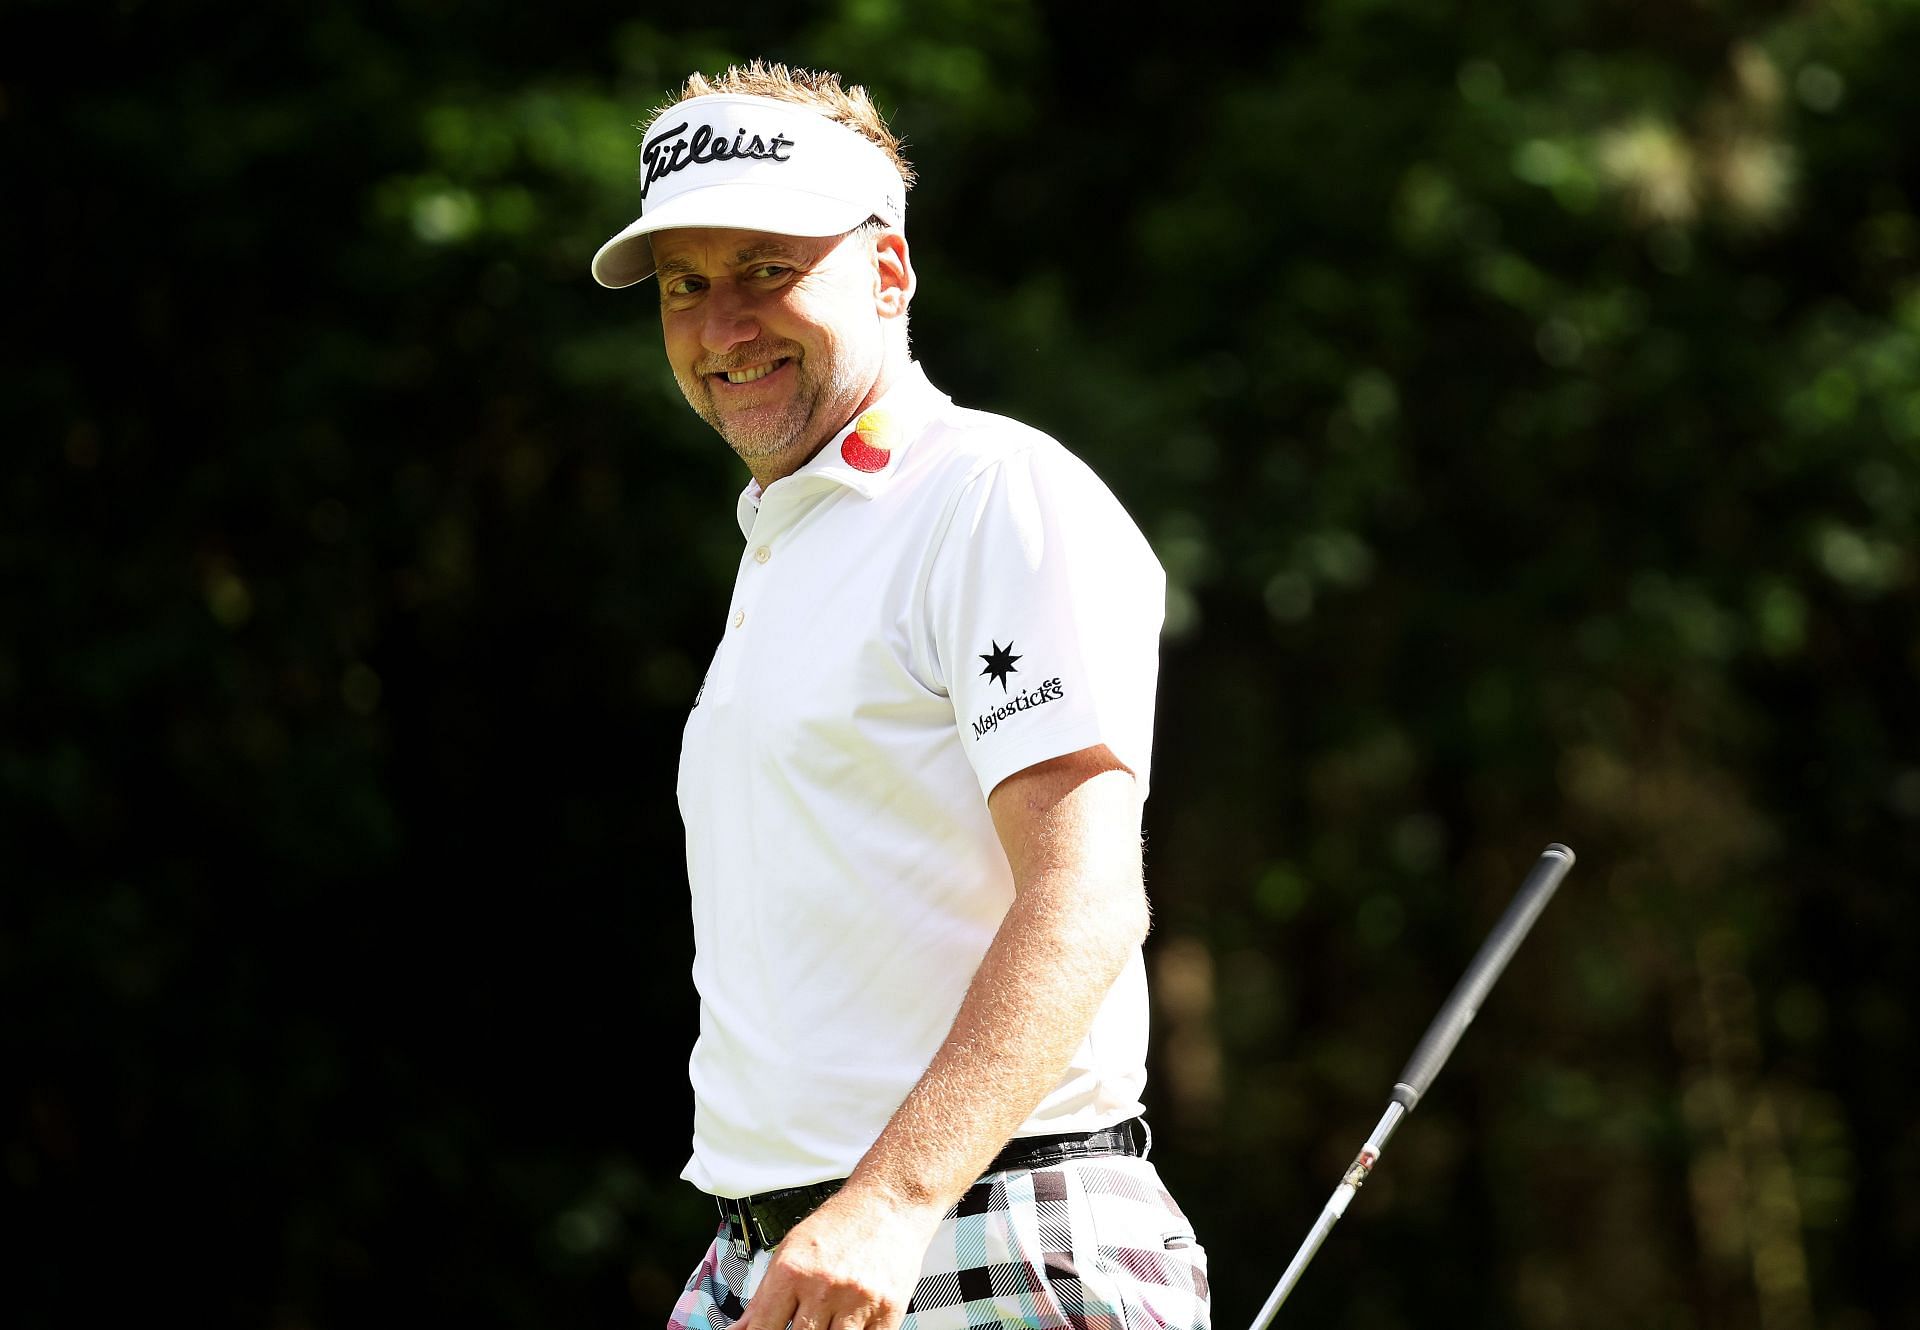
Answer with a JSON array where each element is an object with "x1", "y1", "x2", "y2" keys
[{"x1": 652, "y1": 226, "x2": 911, "y2": 477}]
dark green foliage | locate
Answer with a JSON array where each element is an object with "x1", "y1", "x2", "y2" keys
[{"x1": 5, "y1": 2, "x2": 1914, "y2": 1327}]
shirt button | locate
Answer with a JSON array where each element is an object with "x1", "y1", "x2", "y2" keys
[
  {"x1": 753, "y1": 546, "x2": 771, "y2": 564},
  {"x1": 731, "y1": 610, "x2": 746, "y2": 628}
]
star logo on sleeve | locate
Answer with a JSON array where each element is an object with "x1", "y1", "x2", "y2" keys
[{"x1": 978, "y1": 640, "x2": 1022, "y2": 693}]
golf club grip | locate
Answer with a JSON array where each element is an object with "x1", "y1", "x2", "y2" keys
[{"x1": 1389, "y1": 844, "x2": 1574, "y2": 1110}]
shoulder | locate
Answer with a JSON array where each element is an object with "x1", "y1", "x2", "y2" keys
[
  {"x1": 912, "y1": 399, "x2": 1107, "y2": 500},
  {"x1": 910, "y1": 399, "x2": 1161, "y2": 578}
]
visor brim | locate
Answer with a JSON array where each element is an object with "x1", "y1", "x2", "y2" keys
[{"x1": 591, "y1": 184, "x2": 882, "y2": 288}]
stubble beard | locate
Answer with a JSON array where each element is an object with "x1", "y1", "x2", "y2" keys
[{"x1": 679, "y1": 338, "x2": 879, "y2": 467}]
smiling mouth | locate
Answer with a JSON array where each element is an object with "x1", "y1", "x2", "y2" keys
[{"x1": 716, "y1": 357, "x2": 792, "y2": 385}]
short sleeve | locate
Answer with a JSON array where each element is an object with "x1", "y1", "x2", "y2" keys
[{"x1": 925, "y1": 439, "x2": 1166, "y2": 802}]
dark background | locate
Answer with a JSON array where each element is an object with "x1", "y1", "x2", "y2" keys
[{"x1": 6, "y1": 2, "x2": 1916, "y2": 1327}]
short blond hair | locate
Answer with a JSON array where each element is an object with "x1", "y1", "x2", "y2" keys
[{"x1": 656, "y1": 60, "x2": 916, "y2": 189}]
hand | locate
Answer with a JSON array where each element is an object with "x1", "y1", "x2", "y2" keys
[{"x1": 733, "y1": 1188, "x2": 942, "y2": 1330}]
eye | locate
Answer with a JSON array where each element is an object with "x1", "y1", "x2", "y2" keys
[
  {"x1": 662, "y1": 274, "x2": 706, "y2": 301},
  {"x1": 748, "y1": 263, "x2": 794, "y2": 282}
]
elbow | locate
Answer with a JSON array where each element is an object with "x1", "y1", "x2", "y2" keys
[{"x1": 1104, "y1": 882, "x2": 1152, "y2": 954}]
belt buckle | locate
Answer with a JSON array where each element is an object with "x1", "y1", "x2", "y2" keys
[{"x1": 720, "y1": 1196, "x2": 759, "y2": 1258}]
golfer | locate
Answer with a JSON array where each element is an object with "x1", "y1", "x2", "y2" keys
[{"x1": 593, "y1": 60, "x2": 1210, "y2": 1330}]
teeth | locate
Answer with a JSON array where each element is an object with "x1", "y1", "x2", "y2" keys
[{"x1": 725, "y1": 361, "x2": 779, "y2": 384}]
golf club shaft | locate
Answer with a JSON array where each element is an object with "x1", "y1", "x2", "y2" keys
[
  {"x1": 1248, "y1": 1102, "x2": 1405, "y2": 1330},
  {"x1": 1247, "y1": 843, "x2": 1576, "y2": 1330}
]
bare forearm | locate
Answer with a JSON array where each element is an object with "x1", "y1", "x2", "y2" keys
[
  {"x1": 732, "y1": 755, "x2": 1148, "y2": 1330},
  {"x1": 844, "y1": 866, "x2": 1149, "y2": 1215}
]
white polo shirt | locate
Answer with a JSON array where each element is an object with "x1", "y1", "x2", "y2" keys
[{"x1": 676, "y1": 363, "x2": 1166, "y2": 1198}]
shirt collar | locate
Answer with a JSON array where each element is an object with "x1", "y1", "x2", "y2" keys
[{"x1": 734, "y1": 361, "x2": 948, "y2": 535}]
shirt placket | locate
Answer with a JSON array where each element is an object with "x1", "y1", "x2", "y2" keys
[{"x1": 724, "y1": 494, "x2": 794, "y2": 674}]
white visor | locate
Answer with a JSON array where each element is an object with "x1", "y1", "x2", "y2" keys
[{"x1": 592, "y1": 93, "x2": 907, "y2": 289}]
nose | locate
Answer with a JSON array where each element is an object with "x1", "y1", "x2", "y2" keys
[{"x1": 701, "y1": 280, "x2": 760, "y2": 356}]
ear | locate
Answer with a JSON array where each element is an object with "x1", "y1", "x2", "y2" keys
[{"x1": 872, "y1": 230, "x2": 915, "y2": 319}]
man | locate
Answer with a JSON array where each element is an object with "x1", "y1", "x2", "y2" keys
[{"x1": 593, "y1": 62, "x2": 1210, "y2": 1330}]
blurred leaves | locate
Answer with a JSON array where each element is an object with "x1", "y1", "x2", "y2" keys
[{"x1": 5, "y1": 2, "x2": 1917, "y2": 1329}]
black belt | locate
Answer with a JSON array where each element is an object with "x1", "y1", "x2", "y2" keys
[{"x1": 715, "y1": 1118, "x2": 1147, "y2": 1256}]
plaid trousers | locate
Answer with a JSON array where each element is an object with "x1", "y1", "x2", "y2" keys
[{"x1": 669, "y1": 1155, "x2": 1210, "y2": 1330}]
